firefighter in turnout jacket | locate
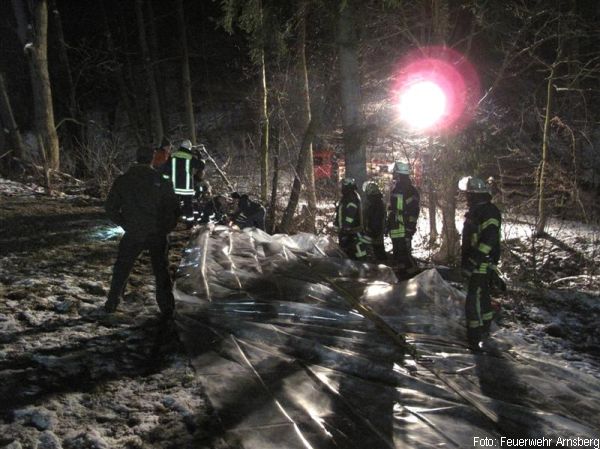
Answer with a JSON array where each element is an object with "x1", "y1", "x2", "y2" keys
[
  {"x1": 387, "y1": 162, "x2": 420, "y2": 278},
  {"x1": 335, "y1": 178, "x2": 367, "y2": 260},
  {"x1": 363, "y1": 181, "x2": 387, "y2": 262},
  {"x1": 104, "y1": 146, "x2": 181, "y2": 317},
  {"x1": 459, "y1": 176, "x2": 502, "y2": 350},
  {"x1": 166, "y1": 139, "x2": 205, "y2": 227}
]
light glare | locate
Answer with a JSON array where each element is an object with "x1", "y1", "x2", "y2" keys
[{"x1": 398, "y1": 81, "x2": 447, "y2": 130}]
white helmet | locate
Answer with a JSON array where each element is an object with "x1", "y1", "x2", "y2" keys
[
  {"x1": 458, "y1": 176, "x2": 490, "y2": 193},
  {"x1": 180, "y1": 139, "x2": 193, "y2": 151},
  {"x1": 393, "y1": 161, "x2": 410, "y2": 175}
]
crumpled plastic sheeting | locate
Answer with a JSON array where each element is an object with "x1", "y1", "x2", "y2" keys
[{"x1": 174, "y1": 225, "x2": 600, "y2": 449}]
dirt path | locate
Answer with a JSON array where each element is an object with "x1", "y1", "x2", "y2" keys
[{"x1": 0, "y1": 195, "x2": 227, "y2": 449}]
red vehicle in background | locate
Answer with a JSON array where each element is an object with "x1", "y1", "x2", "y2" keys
[{"x1": 313, "y1": 149, "x2": 344, "y2": 183}]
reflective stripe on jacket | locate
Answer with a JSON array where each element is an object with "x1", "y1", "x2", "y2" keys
[
  {"x1": 388, "y1": 181, "x2": 419, "y2": 239},
  {"x1": 336, "y1": 194, "x2": 363, "y2": 233},
  {"x1": 170, "y1": 150, "x2": 197, "y2": 196},
  {"x1": 461, "y1": 201, "x2": 501, "y2": 273}
]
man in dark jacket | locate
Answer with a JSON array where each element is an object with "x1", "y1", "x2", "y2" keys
[
  {"x1": 104, "y1": 146, "x2": 181, "y2": 317},
  {"x1": 230, "y1": 192, "x2": 266, "y2": 230},
  {"x1": 459, "y1": 176, "x2": 502, "y2": 350},
  {"x1": 151, "y1": 137, "x2": 172, "y2": 172},
  {"x1": 363, "y1": 181, "x2": 387, "y2": 262},
  {"x1": 166, "y1": 139, "x2": 205, "y2": 228},
  {"x1": 387, "y1": 161, "x2": 420, "y2": 279},
  {"x1": 334, "y1": 177, "x2": 367, "y2": 260}
]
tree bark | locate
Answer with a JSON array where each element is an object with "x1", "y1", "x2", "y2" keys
[
  {"x1": 101, "y1": 0, "x2": 143, "y2": 146},
  {"x1": 337, "y1": 0, "x2": 366, "y2": 189},
  {"x1": 425, "y1": 139, "x2": 438, "y2": 245},
  {"x1": 29, "y1": 0, "x2": 60, "y2": 171},
  {"x1": 434, "y1": 174, "x2": 460, "y2": 263},
  {"x1": 49, "y1": 0, "x2": 77, "y2": 121},
  {"x1": 267, "y1": 115, "x2": 282, "y2": 233},
  {"x1": 258, "y1": 0, "x2": 269, "y2": 204},
  {"x1": 0, "y1": 72, "x2": 26, "y2": 168},
  {"x1": 135, "y1": 0, "x2": 163, "y2": 143},
  {"x1": 535, "y1": 65, "x2": 555, "y2": 236},
  {"x1": 147, "y1": 0, "x2": 169, "y2": 137},
  {"x1": 299, "y1": 0, "x2": 316, "y2": 232},
  {"x1": 279, "y1": 117, "x2": 319, "y2": 234},
  {"x1": 177, "y1": 0, "x2": 196, "y2": 144}
]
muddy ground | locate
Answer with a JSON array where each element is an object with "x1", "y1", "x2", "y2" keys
[{"x1": 0, "y1": 194, "x2": 232, "y2": 449}]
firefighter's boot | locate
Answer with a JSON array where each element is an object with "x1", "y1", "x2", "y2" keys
[{"x1": 467, "y1": 327, "x2": 483, "y2": 352}]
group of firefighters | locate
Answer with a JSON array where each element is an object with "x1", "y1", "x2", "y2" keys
[
  {"x1": 151, "y1": 138, "x2": 267, "y2": 230},
  {"x1": 104, "y1": 140, "x2": 501, "y2": 351},
  {"x1": 335, "y1": 161, "x2": 502, "y2": 351}
]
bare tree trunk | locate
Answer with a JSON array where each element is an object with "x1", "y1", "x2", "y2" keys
[
  {"x1": 0, "y1": 72, "x2": 26, "y2": 168},
  {"x1": 428, "y1": 187, "x2": 438, "y2": 244},
  {"x1": 434, "y1": 174, "x2": 460, "y2": 263},
  {"x1": 135, "y1": 0, "x2": 163, "y2": 143},
  {"x1": 13, "y1": 0, "x2": 60, "y2": 171},
  {"x1": 50, "y1": 0, "x2": 86, "y2": 175},
  {"x1": 279, "y1": 117, "x2": 319, "y2": 233},
  {"x1": 177, "y1": 0, "x2": 196, "y2": 144},
  {"x1": 535, "y1": 65, "x2": 555, "y2": 236},
  {"x1": 49, "y1": 1, "x2": 74, "y2": 116},
  {"x1": 36, "y1": 133, "x2": 52, "y2": 194},
  {"x1": 49, "y1": 0, "x2": 76, "y2": 121},
  {"x1": 299, "y1": 1, "x2": 316, "y2": 232},
  {"x1": 30, "y1": 0, "x2": 60, "y2": 171},
  {"x1": 337, "y1": 0, "x2": 366, "y2": 188},
  {"x1": 267, "y1": 116, "x2": 282, "y2": 233},
  {"x1": 258, "y1": 0, "x2": 269, "y2": 204},
  {"x1": 101, "y1": 0, "x2": 143, "y2": 146},
  {"x1": 147, "y1": 0, "x2": 169, "y2": 137},
  {"x1": 424, "y1": 139, "x2": 438, "y2": 244}
]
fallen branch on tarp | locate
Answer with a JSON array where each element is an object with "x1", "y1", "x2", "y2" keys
[
  {"x1": 194, "y1": 144, "x2": 234, "y2": 192},
  {"x1": 315, "y1": 273, "x2": 418, "y2": 358}
]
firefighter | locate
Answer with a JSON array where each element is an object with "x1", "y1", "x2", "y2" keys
[
  {"x1": 363, "y1": 181, "x2": 387, "y2": 262},
  {"x1": 230, "y1": 192, "x2": 266, "y2": 230},
  {"x1": 387, "y1": 161, "x2": 420, "y2": 279},
  {"x1": 334, "y1": 177, "x2": 367, "y2": 260},
  {"x1": 104, "y1": 146, "x2": 181, "y2": 317},
  {"x1": 167, "y1": 139, "x2": 205, "y2": 228},
  {"x1": 459, "y1": 176, "x2": 502, "y2": 350}
]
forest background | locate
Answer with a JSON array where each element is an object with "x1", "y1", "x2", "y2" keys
[{"x1": 1, "y1": 0, "x2": 599, "y2": 264}]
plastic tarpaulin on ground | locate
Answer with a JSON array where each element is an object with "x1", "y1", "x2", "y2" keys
[{"x1": 174, "y1": 225, "x2": 600, "y2": 448}]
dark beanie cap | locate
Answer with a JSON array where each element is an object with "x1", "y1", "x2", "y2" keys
[{"x1": 136, "y1": 146, "x2": 154, "y2": 164}]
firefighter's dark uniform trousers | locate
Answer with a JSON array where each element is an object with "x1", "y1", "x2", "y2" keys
[
  {"x1": 461, "y1": 200, "x2": 501, "y2": 346},
  {"x1": 105, "y1": 164, "x2": 180, "y2": 316},
  {"x1": 364, "y1": 193, "x2": 387, "y2": 261},
  {"x1": 388, "y1": 180, "x2": 420, "y2": 277},
  {"x1": 336, "y1": 192, "x2": 367, "y2": 260}
]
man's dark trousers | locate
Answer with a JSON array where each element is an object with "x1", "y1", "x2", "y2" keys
[{"x1": 107, "y1": 232, "x2": 174, "y2": 317}]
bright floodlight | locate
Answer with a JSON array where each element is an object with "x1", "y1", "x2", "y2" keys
[{"x1": 398, "y1": 80, "x2": 447, "y2": 130}]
